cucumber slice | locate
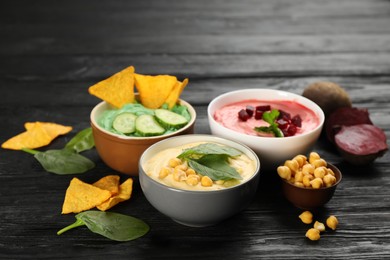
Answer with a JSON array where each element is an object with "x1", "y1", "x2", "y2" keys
[
  {"x1": 135, "y1": 114, "x2": 165, "y2": 136},
  {"x1": 112, "y1": 112, "x2": 137, "y2": 134},
  {"x1": 155, "y1": 109, "x2": 188, "y2": 129}
]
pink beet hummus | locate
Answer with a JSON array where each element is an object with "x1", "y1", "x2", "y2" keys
[{"x1": 214, "y1": 99, "x2": 320, "y2": 137}]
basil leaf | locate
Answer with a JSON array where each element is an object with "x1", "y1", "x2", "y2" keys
[
  {"x1": 196, "y1": 154, "x2": 242, "y2": 180},
  {"x1": 34, "y1": 149, "x2": 95, "y2": 175},
  {"x1": 178, "y1": 143, "x2": 242, "y2": 159},
  {"x1": 262, "y1": 109, "x2": 280, "y2": 124},
  {"x1": 57, "y1": 211, "x2": 150, "y2": 242},
  {"x1": 64, "y1": 127, "x2": 95, "y2": 153},
  {"x1": 188, "y1": 157, "x2": 242, "y2": 181}
]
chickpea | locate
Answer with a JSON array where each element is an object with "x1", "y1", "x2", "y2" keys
[
  {"x1": 312, "y1": 158, "x2": 327, "y2": 168},
  {"x1": 299, "y1": 211, "x2": 313, "y2": 224},
  {"x1": 215, "y1": 180, "x2": 225, "y2": 185},
  {"x1": 284, "y1": 159, "x2": 299, "y2": 173},
  {"x1": 309, "y1": 152, "x2": 321, "y2": 164},
  {"x1": 201, "y1": 176, "x2": 213, "y2": 187},
  {"x1": 159, "y1": 166, "x2": 171, "y2": 179},
  {"x1": 173, "y1": 169, "x2": 187, "y2": 182},
  {"x1": 186, "y1": 175, "x2": 200, "y2": 186},
  {"x1": 175, "y1": 164, "x2": 188, "y2": 172},
  {"x1": 294, "y1": 171, "x2": 304, "y2": 183},
  {"x1": 186, "y1": 168, "x2": 196, "y2": 176},
  {"x1": 168, "y1": 157, "x2": 182, "y2": 168},
  {"x1": 314, "y1": 166, "x2": 327, "y2": 179},
  {"x1": 326, "y1": 215, "x2": 339, "y2": 230},
  {"x1": 310, "y1": 177, "x2": 323, "y2": 189},
  {"x1": 327, "y1": 168, "x2": 335, "y2": 176},
  {"x1": 294, "y1": 181, "x2": 305, "y2": 188},
  {"x1": 305, "y1": 228, "x2": 320, "y2": 241},
  {"x1": 277, "y1": 166, "x2": 292, "y2": 180},
  {"x1": 314, "y1": 221, "x2": 326, "y2": 232},
  {"x1": 323, "y1": 174, "x2": 337, "y2": 187},
  {"x1": 302, "y1": 174, "x2": 314, "y2": 187},
  {"x1": 302, "y1": 163, "x2": 315, "y2": 175},
  {"x1": 293, "y1": 155, "x2": 307, "y2": 167}
]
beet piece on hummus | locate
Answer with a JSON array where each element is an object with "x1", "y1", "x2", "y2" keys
[{"x1": 334, "y1": 124, "x2": 388, "y2": 165}]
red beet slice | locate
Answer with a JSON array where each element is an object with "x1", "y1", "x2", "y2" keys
[
  {"x1": 326, "y1": 107, "x2": 373, "y2": 143},
  {"x1": 334, "y1": 124, "x2": 388, "y2": 165}
]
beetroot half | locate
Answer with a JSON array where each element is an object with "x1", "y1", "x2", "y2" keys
[
  {"x1": 334, "y1": 124, "x2": 388, "y2": 165},
  {"x1": 325, "y1": 107, "x2": 373, "y2": 143}
]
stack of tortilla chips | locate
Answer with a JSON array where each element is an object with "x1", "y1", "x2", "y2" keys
[
  {"x1": 61, "y1": 175, "x2": 133, "y2": 214},
  {"x1": 88, "y1": 65, "x2": 189, "y2": 109}
]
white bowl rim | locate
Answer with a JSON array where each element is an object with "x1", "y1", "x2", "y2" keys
[
  {"x1": 139, "y1": 134, "x2": 261, "y2": 194},
  {"x1": 90, "y1": 99, "x2": 197, "y2": 140},
  {"x1": 207, "y1": 88, "x2": 325, "y2": 141}
]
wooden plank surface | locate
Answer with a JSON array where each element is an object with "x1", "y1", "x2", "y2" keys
[{"x1": 0, "y1": 0, "x2": 389, "y2": 259}]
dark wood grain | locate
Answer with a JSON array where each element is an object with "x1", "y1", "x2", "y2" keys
[{"x1": 1, "y1": 0, "x2": 389, "y2": 259}]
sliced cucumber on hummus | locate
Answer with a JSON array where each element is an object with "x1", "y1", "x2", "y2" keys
[
  {"x1": 136, "y1": 114, "x2": 165, "y2": 136},
  {"x1": 113, "y1": 112, "x2": 137, "y2": 134},
  {"x1": 155, "y1": 109, "x2": 188, "y2": 129}
]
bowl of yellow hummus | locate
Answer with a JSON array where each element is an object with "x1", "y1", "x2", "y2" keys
[{"x1": 139, "y1": 134, "x2": 260, "y2": 227}]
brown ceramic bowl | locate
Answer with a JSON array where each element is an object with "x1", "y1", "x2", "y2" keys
[
  {"x1": 280, "y1": 163, "x2": 342, "y2": 210},
  {"x1": 90, "y1": 99, "x2": 196, "y2": 176}
]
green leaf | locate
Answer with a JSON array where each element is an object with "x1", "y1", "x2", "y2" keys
[
  {"x1": 263, "y1": 109, "x2": 280, "y2": 124},
  {"x1": 64, "y1": 127, "x2": 95, "y2": 153},
  {"x1": 254, "y1": 109, "x2": 284, "y2": 137},
  {"x1": 197, "y1": 154, "x2": 242, "y2": 179},
  {"x1": 188, "y1": 161, "x2": 242, "y2": 181},
  {"x1": 178, "y1": 143, "x2": 242, "y2": 159},
  {"x1": 57, "y1": 211, "x2": 150, "y2": 242},
  {"x1": 34, "y1": 149, "x2": 95, "y2": 175}
]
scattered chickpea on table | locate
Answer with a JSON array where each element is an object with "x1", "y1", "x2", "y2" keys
[{"x1": 299, "y1": 210, "x2": 339, "y2": 241}]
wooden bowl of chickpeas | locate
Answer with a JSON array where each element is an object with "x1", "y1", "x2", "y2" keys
[{"x1": 277, "y1": 152, "x2": 342, "y2": 210}]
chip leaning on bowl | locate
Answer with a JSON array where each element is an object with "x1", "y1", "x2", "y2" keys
[{"x1": 88, "y1": 66, "x2": 196, "y2": 175}]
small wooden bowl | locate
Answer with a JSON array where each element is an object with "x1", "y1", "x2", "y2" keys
[{"x1": 280, "y1": 163, "x2": 342, "y2": 210}]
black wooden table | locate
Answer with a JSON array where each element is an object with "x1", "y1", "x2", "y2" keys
[{"x1": 1, "y1": 0, "x2": 389, "y2": 259}]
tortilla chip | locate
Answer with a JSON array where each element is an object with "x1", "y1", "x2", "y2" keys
[
  {"x1": 93, "y1": 175, "x2": 120, "y2": 196},
  {"x1": 134, "y1": 74, "x2": 177, "y2": 109},
  {"x1": 88, "y1": 66, "x2": 135, "y2": 108},
  {"x1": 165, "y1": 78, "x2": 189, "y2": 109},
  {"x1": 2, "y1": 123, "x2": 53, "y2": 150},
  {"x1": 62, "y1": 178, "x2": 112, "y2": 214},
  {"x1": 97, "y1": 178, "x2": 133, "y2": 211},
  {"x1": 25, "y1": 122, "x2": 72, "y2": 139}
]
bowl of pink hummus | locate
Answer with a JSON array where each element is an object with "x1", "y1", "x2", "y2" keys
[{"x1": 208, "y1": 89, "x2": 325, "y2": 170}]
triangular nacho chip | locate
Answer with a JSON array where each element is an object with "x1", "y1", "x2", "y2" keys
[
  {"x1": 62, "y1": 178, "x2": 112, "y2": 214},
  {"x1": 134, "y1": 74, "x2": 177, "y2": 109},
  {"x1": 97, "y1": 178, "x2": 133, "y2": 211},
  {"x1": 25, "y1": 122, "x2": 72, "y2": 139},
  {"x1": 2, "y1": 123, "x2": 53, "y2": 150},
  {"x1": 88, "y1": 66, "x2": 135, "y2": 108},
  {"x1": 93, "y1": 175, "x2": 120, "y2": 196},
  {"x1": 165, "y1": 78, "x2": 189, "y2": 109}
]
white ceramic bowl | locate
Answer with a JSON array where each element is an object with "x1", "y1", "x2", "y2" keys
[
  {"x1": 139, "y1": 134, "x2": 260, "y2": 227},
  {"x1": 208, "y1": 89, "x2": 325, "y2": 170}
]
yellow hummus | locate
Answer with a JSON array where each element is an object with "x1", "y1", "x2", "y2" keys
[{"x1": 143, "y1": 142, "x2": 257, "y2": 191}]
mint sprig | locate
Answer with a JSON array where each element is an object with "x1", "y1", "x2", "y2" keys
[{"x1": 254, "y1": 109, "x2": 284, "y2": 137}]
